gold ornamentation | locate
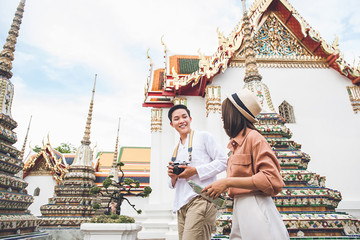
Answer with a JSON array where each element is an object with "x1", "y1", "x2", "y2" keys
[
  {"x1": 205, "y1": 86, "x2": 221, "y2": 116},
  {"x1": 151, "y1": 108, "x2": 162, "y2": 132},
  {"x1": 346, "y1": 86, "x2": 360, "y2": 114}
]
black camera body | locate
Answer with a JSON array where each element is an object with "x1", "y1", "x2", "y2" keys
[{"x1": 171, "y1": 162, "x2": 189, "y2": 175}]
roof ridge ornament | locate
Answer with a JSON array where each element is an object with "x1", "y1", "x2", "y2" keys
[{"x1": 161, "y1": 35, "x2": 168, "y2": 89}]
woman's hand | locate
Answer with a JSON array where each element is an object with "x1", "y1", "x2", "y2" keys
[{"x1": 202, "y1": 178, "x2": 228, "y2": 199}]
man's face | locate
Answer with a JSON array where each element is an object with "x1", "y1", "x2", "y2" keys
[{"x1": 170, "y1": 108, "x2": 192, "y2": 136}]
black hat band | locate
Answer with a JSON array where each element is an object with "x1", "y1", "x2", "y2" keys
[{"x1": 231, "y1": 93, "x2": 255, "y2": 119}]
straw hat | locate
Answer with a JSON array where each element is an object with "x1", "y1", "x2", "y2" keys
[{"x1": 227, "y1": 88, "x2": 262, "y2": 123}]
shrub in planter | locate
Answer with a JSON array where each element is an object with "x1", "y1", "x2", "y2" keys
[{"x1": 90, "y1": 161, "x2": 152, "y2": 216}]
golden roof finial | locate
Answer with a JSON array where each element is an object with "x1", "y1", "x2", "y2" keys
[
  {"x1": 161, "y1": 35, "x2": 168, "y2": 89},
  {"x1": 81, "y1": 74, "x2": 97, "y2": 145},
  {"x1": 144, "y1": 49, "x2": 153, "y2": 102},
  {"x1": 0, "y1": 0, "x2": 26, "y2": 79}
]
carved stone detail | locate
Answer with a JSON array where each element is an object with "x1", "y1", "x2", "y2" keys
[
  {"x1": 346, "y1": 86, "x2": 360, "y2": 114},
  {"x1": 151, "y1": 108, "x2": 162, "y2": 132},
  {"x1": 205, "y1": 86, "x2": 221, "y2": 116}
]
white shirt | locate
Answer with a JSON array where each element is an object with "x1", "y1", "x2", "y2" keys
[{"x1": 168, "y1": 130, "x2": 227, "y2": 212}]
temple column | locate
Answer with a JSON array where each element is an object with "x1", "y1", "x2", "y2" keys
[{"x1": 138, "y1": 108, "x2": 177, "y2": 240}]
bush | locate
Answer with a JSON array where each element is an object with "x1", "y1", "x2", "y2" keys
[{"x1": 89, "y1": 214, "x2": 135, "y2": 223}]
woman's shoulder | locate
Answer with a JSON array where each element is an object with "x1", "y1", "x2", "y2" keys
[{"x1": 246, "y1": 129, "x2": 266, "y2": 142}]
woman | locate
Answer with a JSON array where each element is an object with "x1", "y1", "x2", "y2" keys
[{"x1": 202, "y1": 88, "x2": 289, "y2": 239}]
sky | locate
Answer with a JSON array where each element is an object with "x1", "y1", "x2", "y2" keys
[{"x1": 0, "y1": 0, "x2": 359, "y2": 154}]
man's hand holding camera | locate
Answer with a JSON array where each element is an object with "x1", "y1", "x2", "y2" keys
[{"x1": 168, "y1": 161, "x2": 197, "y2": 183}]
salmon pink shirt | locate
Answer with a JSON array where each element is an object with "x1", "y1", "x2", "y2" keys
[{"x1": 227, "y1": 129, "x2": 284, "y2": 197}]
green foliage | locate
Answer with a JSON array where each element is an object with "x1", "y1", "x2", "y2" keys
[
  {"x1": 54, "y1": 142, "x2": 76, "y2": 153},
  {"x1": 143, "y1": 186, "x2": 152, "y2": 197},
  {"x1": 102, "y1": 177, "x2": 112, "y2": 189},
  {"x1": 117, "y1": 162, "x2": 124, "y2": 167},
  {"x1": 136, "y1": 210, "x2": 142, "y2": 214},
  {"x1": 124, "y1": 178, "x2": 134, "y2": 185},
  {"x1": 92, "y1": 203, "x2": 101, "y2": 210},
  {"x1": 89, "y1": 214, "x2": 135, "y2": 223},
  {"x1": 89, "y1": 186, "x2": 101, "y2": 195},
  {"x1": 33, "y1": 145, "x2": 41, "y2": 153},
  {"x1": 135, "y1": 181, "x2": 140, "y2": 188}
]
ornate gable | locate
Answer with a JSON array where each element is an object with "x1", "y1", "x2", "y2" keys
[
  {"x1": 235, "y1": 13, "x2": 312, "y2": 58},
  {"x1": 23, "y1": 143, "x2": 67, "y2": 182}
]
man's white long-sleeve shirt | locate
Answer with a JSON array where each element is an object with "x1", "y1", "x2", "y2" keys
[{"x1": 168, "y1": 130, "x2": 227, "y2": 213}]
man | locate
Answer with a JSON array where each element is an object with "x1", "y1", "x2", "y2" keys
[{"x1": 167, "y1": 104, "x2": 227, "y2": 240}]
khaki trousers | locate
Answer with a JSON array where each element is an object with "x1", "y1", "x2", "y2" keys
[{"x1": 177, "y1": 196, "x2": 217, "y2": 240}]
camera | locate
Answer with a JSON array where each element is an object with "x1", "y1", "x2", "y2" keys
[{"x1": 171, "y1": 162, "x2": 189, "y2": 175}]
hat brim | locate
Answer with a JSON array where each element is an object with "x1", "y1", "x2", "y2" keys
[{"x1": 226, "y1": 93, "x2": 258, "y2": 123}]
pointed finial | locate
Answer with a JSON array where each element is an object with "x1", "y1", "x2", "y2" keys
[
  {"x1": 161, "y1": 35, "x2": 168, "y2": 89},
  {"x1": 81, "y1": 74, "x2": 97, "y2": 145},
  {"x1": 0, "y1": 0, "x2": 26, "y2": 79},
  {"x1": 241, "y1": 0, "x2": 247, "y2": 14},
  {"x1": 112, "y1": 118, "x2": 121, "y2": 168},
  {"x1": 19, "y1": 115, "x2": 32, "y2": 160}
]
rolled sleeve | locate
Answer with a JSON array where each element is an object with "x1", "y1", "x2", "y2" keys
[{"x1": 251, "y1": 139, "x2": 284, "y2": 196}]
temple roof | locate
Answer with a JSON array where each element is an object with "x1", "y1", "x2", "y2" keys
[
  {"x1": 143, "y1": 0, "x2": 360, "y2": 108},
  {"x1": 94, "y1": 146, "x2": 150, "y2": 173},
  {"x1": 23, "y1": 141, "x2": 68, "y2": 182}
]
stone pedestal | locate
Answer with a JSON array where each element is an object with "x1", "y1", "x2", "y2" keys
[
  {"x1": 137, "y1": 205, "x2": 178, "y2": 240},
  {"x1": 81, "y1": 223, "x2": 142, "y2": 240}
]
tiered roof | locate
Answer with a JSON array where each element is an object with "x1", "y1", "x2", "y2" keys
[{"x1": 143, "y1": 0, "x2": 360, "y2": 108}]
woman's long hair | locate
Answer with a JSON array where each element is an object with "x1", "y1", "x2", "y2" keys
[{"x1": 222, "y1": 98, "x2": 258, "y2": 138}]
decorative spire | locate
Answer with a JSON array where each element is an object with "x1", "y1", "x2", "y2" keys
[
  {"x1": 109, "y1": 118, "x2": 121, "y2": 182},
  {"x1": 112, "y1": 118, "x2": 121, "y2": 168},
  {"x1": 241, "y1": 0, "x2": 262, "y2": 83},
  {"x1": 19, "y1": 115, "x2": 32, "y2": 160},
  {"x1": 81, "y1": 74, "x2": 97, "y2": 145},
  {"x1": 0, "y1": 0, "x2": 26, "y2": 79},
  {"x1": 161, "y1": 35, "x2": 168, "y2": 89}
]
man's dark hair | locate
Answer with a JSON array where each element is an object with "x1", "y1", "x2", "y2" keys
[{"x1": 168, "y1": 104, "x2": 191, "y2": 122}]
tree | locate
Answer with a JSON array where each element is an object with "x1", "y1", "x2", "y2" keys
[
  {"x1": 54, "y1": 142, "x2": 76, "y2": 153},
  {"x1": 90, "y1": 161, "x2": 152, "y2": 216},
  {"x1": 32, "y1": 145, "x2": 41, "y2": 153}
]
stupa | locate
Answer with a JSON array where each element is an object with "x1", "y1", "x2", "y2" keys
[
  {"x1": 213, "y1": 1, "x2": 359, "y2": 238},
  {"x1": 0, "y1": 0, "x2": 39, "y2": 236},
  {"x1": 38, "y1": 76, "x2": 98, "y2": 228}
]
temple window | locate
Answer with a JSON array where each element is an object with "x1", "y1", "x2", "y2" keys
[
  {"x1": 279, "y1": 100, "x2": 296, "y2": 123},
  {"x1": 34, "y1": 187, "x2": 40, "y2": 196},
  {"x1": 346, "y1": 86, "x2": 360, "y2": 113}
]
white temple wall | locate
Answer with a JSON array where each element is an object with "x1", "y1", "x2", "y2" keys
[
  {"x1": 24, "y1": 175, "x2": 56, "y2": 216},
  {"x1": 208, "y1": 66, "x2": 360, "y2": 214}
]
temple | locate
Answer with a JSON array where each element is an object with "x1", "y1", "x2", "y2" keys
[{"x1": 142, "y1": 0, "x2": 360, "y2": 238}]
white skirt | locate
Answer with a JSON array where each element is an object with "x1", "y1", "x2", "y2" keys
[{"x1": 230, "y1": 193, "x2": 289, "y2": 240}]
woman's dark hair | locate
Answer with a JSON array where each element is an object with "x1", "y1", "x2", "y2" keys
[{"x1": 222, "y1": 98, "x2": 258, "y2": 138}]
